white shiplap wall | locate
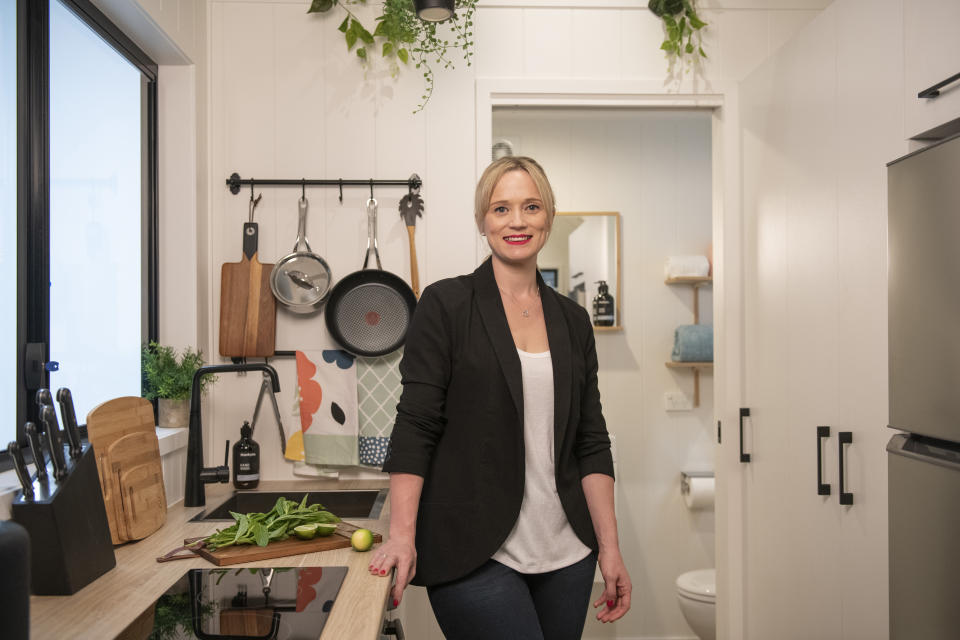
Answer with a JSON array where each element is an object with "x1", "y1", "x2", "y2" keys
[{"x1": 91, "y1": 1, "x2": 828, "y2": 638}]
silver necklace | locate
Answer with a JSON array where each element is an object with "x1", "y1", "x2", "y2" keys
[{"x1": 499, "y1": 286, "x2": 540, "y2": 318}]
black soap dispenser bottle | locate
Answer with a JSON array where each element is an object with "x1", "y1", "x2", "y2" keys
[
  {"x1": 232, "y1": 421, "x2": 260, "y2": 490},
  {"x1": 592, "y1": 280, "x2": 615, "y2": 327}
]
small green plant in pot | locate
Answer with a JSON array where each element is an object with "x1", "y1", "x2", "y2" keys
[{"x1": 142, "y1": 342, "x2": 216, "y2": 428}]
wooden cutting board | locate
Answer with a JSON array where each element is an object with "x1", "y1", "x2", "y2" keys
[
  {"x1": 109, "y1": 433, "x2": 167, "y2": 540},
  {"x1": 191, "y1": 525, "x2": 382, "y2": 567},
  {"x1": 87, "y1": 397, "x2": 166, "y2": 543},
  {"x1": 220, "y1": 222, "x2": 276, "y2": 358}
]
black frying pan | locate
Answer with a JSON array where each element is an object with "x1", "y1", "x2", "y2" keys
[{"x1": 325, "y1": 198, "x2": 417, "y2": 356}]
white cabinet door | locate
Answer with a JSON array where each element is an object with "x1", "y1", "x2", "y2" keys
[
  {"x1": 738, "y1": 17, "x2": 844, "y2": 637},
  {"x1": 736, "y1": 4, "x2": 896, "y2": 638},
  {"x1": 904, "y1": 0, "x2": 960, "y2": 138}
]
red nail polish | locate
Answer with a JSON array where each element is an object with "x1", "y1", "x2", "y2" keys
[
  {"x1": 393, "y1": 599, "x2": 399, "y2": 607},
  {"x1": 607, "y1": 599, "x2": 615, "y2": 608},
  {"x1": 380, "y1": 570, "x2": 387, "y2": 575}
]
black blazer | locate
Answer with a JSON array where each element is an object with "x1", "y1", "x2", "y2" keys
[{"x1": 382, "y1": 258, "x2": 614, "y2": 587}]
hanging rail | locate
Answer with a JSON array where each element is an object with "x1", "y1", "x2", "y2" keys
[{"x1": 226, "y1": 172, "x2": 421, "y2": 202}]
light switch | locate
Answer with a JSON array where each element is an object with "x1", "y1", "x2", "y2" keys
[{"x1": 664, "y1": 390, "x2": 693, "y2": 411}]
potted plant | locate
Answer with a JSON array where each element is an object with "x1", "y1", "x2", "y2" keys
[
  {"x1": 142, "y1": 342, "x2": 215, "y2": 428},
  {"x1": 648, "y1": 0, "x2": 708, "y2": 62},
  {"x1": 307, "y1": 0, "x2": 477, "y2": 112}
]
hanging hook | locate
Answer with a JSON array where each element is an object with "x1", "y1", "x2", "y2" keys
[
  {"x1": 338, "y1": 179, "x2": 343, "y2": 204},
  {"x1": 369, "y1": 178, "x2": 374, "y2": 200},
  {"x1": 248, "y1": 185, "x2": 262, "y2": 223},
  {"x1": 301, "y1": 178, "x2": 306, "y2": 201}
]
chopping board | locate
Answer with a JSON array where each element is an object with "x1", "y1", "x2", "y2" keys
[
  {"x1": 220, "y1": 221, "x2": 276, "y2": 358},
  {"x1": 86, "y1": 397, "x2": 166, "y2": 543},
  {"x1": 192, "y1": 524, "x2": 382, "y2": 567}
]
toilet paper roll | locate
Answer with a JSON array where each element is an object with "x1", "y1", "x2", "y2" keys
[{"x1": 682, "y1": 475, "x2": 715, "y2": 510}]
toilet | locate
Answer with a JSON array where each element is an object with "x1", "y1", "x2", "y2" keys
[{"x1": 676, "y1": 568, "x2": 715, "y2": 640}]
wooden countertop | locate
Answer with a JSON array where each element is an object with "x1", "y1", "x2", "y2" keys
[{"x1": 29, "y1": 479, "x2": 393, "y2": 640}]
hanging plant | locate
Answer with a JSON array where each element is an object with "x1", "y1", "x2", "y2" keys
[
  {"x1": 648, "y1": 0, "x2": 708, "y2": 62},
  {"x1": 308, "y1": 0, "x2": 477, "y2": 113}
]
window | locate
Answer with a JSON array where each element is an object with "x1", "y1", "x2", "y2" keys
[
  {"x1": 3, "y1": 0, "x2": 157, "y2": 453},
  {"x1": 1, "y1": 2, "x2": 15, "y2": 447}
]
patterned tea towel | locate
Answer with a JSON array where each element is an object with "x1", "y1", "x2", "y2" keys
[
  {"x1": 292, "y1": 349, "x2": 359, "y2": 467},
  {"x1": 356, "y1": 349, "x2": 402, "y2": 467}
]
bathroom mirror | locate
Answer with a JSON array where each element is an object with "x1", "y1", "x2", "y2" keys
[{"x1": 540, "y1": 212, "x2": 621, "y2": 329}]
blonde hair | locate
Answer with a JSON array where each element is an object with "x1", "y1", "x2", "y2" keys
[{"x1": 474, "y1": 156, "x2": 557, "y2": 232}]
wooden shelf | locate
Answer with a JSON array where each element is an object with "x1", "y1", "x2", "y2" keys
[
  {"x1": 665, "y1": 361, "x2": 712, "y2": 407},
  {"x1": 594, "y1": 325, "x2": 623, "y2": 333},
  {"x1": 665, "y1": 274, "x2": 713, "y2": 407}
]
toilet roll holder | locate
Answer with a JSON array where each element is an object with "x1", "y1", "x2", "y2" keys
[{"x1": 680, "y1": 470, "x2": 714, "y2": 496}]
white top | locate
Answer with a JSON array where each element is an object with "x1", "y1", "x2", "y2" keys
[{"x1": 492, "y1": 349, "x2": 593, "y2": 573}]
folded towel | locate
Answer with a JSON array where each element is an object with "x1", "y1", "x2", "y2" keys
[
  {"x1": 671, "y1": 325, "x2": 713, "y2": 362},
  {"x1": 296, "y1": 349, "x2": 359, "y2": 467},
  {"x1": 356, "y1": 349, "x2": 403, "y2": 467},
  {"x1": 665, "y1": 255, "x2": 710, "y2": 279}
]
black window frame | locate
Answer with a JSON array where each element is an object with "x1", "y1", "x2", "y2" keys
[{"x1": 7, "y1": 0, "x2": 158, "y2": 463}]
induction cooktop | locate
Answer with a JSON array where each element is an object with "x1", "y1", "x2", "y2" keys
[{"x1": 140, "y1": 566, "x2": 348, "y2": 640}]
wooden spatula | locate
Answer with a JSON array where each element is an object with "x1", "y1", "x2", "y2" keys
[{"x1": 399, "y1": 191, "x2": 423, "y2": 298}]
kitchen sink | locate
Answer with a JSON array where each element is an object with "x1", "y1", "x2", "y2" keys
[{"x1": 189, "y1": 488, "x2": 388, "y2": 522}]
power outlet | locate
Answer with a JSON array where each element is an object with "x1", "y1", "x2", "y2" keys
[{"x1": 664, "y1": 390, "x2": 693, "y2": 412}]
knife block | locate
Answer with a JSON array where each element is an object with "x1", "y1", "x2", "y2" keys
[{"x1": 11, "y1": 443, "x2": 116, "y2": 595}]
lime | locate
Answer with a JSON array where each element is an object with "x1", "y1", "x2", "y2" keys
[
  {"x1": 350, "y1": 528, "x2": 374, "y2": 551},
  {"x1": 315, "y1": 522, "x2": 338, "y2": 537},
  {"x1": 294, "y1": 524, "x2": 320, "y2": 540}
]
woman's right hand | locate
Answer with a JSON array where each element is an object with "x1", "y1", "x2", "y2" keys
[{"x1": 368, "y1": 536, "x2": 417, "y2": 607}]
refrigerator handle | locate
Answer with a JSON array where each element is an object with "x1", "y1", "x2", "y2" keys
[
  {"x1": 839, "y1": 431, "x2": 853, "y2": 505},
  {"x1": 817, "y1": 426, "x2": 831, "y2": 495},
  {"x1": 740, "y1": 408, "x2": 751, "y2": 463}
]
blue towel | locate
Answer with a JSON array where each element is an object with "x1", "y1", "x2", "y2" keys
[{"x1": 672, "y1": 325, "x2": 713, "y2": 362}]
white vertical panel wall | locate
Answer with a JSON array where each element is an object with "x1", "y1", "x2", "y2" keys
[{"x1": 194, "y1": 2, "x2": 829, "y2": 639}]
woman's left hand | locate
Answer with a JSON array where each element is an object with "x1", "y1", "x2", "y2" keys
[{"x1": 593, "y1": 547, "x2": 632, "y2": 623}]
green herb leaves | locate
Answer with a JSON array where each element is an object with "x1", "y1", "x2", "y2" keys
[
  {"x1": 141, "y1": 342, "x2": 215, "y2": 401},
  {"x1": 649, "y1": 0, "x2": 708, "y2": 63},
  {"x1": 202, "y1": 496, "x2": 341, "y2": 551}
]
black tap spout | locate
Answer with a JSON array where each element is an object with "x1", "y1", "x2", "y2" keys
[{"x1": 185, "y1": 363, "x2": 281, "y2": 507}]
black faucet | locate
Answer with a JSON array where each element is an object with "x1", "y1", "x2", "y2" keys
[{"x1": 184, "y1": 363, "x2": 281, "y2": 507}]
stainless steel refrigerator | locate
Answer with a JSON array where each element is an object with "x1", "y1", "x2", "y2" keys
[{"x1": 887, "y1": 133, "x2": 960, "y2": 640}]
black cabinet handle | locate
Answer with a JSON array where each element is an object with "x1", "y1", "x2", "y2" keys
[
  {"x1": 817, "y1": 426, "x2": 831, "y2": 495},
  {"x1": 838, "y1": 431, "x2": 853, "y2": 505},
  {"x1": 918, "y1": 71, "x2": 960, "y2": 99},
  {"x1": 739, "y1": 408, "x2": 751, "y2": 463}
]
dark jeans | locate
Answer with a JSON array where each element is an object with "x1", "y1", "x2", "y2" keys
[{"x1": 426, "y1": 552, "x2": 597, "y2": 640}]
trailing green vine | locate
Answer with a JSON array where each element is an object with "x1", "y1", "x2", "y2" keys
[
  {"x1": 648, "y1": 0, "x2": 707, "y2": 63},
  {"x1": 308, "y1": 0, "x2": 477, "y2": 112}
]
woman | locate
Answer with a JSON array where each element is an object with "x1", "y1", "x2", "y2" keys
[{"x1": 372, "y1": 156, "x2": 631, "y2": 638}]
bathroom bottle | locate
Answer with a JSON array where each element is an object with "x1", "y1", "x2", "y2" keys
[
  {"x1": 232, "y1": 421, "x2": 260, "y2": 489},
  {"x1": 593, "y1": 281, "x2": 615, "y2": 326}
]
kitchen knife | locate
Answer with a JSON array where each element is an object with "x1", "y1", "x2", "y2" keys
[
  {"x1": 8, "y1": 442, "x2": 34, "y2": 500},
  {"x1": 24, "y1": 422, "x2": 47, "y2": 481},
  {"x1": 41, "y1": 405, "x2": 67, "y2": 480},
  {"x1": 56, "y1": 388, "x2": 82, "y2": 458}
]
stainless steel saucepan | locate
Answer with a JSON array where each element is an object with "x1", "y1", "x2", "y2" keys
[{"x1": 270, "y1": 196, "x2": 332, "y2": 313}]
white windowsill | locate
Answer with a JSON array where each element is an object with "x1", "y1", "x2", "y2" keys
[{"x1": 156, "y1": 426, "x2": 188, "y2": 456}]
